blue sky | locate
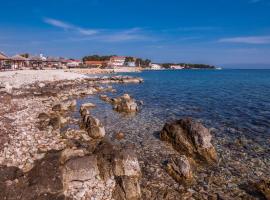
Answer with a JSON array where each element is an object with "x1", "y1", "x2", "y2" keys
[{"x1": 1, "y1": 0, "x2": 270, "y2": 67}]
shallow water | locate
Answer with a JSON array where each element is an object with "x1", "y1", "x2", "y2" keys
[
  {"x1": 77, "y1": 69, "x2": 270, "y2": 198},
  {"x1": 83, "y1": 70, "x2": 270, "y2": 139}
]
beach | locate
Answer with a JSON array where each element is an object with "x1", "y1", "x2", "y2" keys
[{"x1": 0, "y1": 69, "x2": 269, "y2": 200}]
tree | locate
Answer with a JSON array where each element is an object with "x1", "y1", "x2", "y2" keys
[{"x1": 20, "y1": 53, "x2": 29, "y2": 58}]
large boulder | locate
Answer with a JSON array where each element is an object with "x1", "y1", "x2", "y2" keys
[{"x1": 160, "y1": 118, "x2": 217, "y2": 164}]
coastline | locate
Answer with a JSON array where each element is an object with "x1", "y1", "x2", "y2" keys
[{"x1": 0, "y1": 70, "x2": 269, "y2": 199}]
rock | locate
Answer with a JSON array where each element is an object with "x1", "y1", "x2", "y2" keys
[
  {"x1": 122, "y1": 93, "x2": 131, "y2": 100},
  {"x1": 254, "y1": 180, "x2": 270, "y2": 200},
  {"x1": 113, "y1": 147, "x2": 142, "y2": 200},
  {"x1": 79, "y1": 107, "x2": 90, "y2": 117},
  {"x1": 114, "y1": 132, "x2": 125, "y2": 140},
  {"x1": 113, "y1": 94, "x2": 138, "y2": 113},
  {"x1": 52, "y1": 104, "x2": 62, "y2": 112},
  {"x1": 114, "y1": 100, "x2": 138, "y2": 113},
  {"x1": 79, "y1": 105, "x2": 106, "y2": 139},
  {"x1": 81, "y1": 102, "x2": 96, "y2": 109},
  {"x1": 38, "y1": 83, "x2": 46, "y2": 88},
  {"x1": 160, "y1": 118, "x2": 217, "y2": 164},
  {"x1": 166, "y1": 155, "x2": 193, "y2": 184},
  {"x1": 100, "y1": 94, "x2": 111, "y2": 103},
  {"x1": 49, "y1": 115, "x2": 61, "y2": 130},
  {"x1": 37, "y1": 112, "x2": 50, "y2": 120},
  {"x1": 4, "y1": 82, "x2": 12, "y2": 94},
  {"x1": 69, "y1": 100, "x2": 77, "y2": 109},
  {"x1": 60, "y1": 148, "x2": 87, "y2": 164},
  {"x1": 113, "y1": 148, "x2": 141, "y2": 177},
  {"x1": 86, "y1": 117, "x2": 106, "y2": 139}
]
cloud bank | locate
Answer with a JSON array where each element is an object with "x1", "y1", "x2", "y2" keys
[{"x1": 219, "y1": 36, "x2": 270, "y2": 44}]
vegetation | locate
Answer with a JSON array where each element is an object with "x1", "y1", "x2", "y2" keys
[
  {"x1": 20, "y1": 53, "x2": 29, "y2": 58},
  {"x1": 82, "y1": 55, "x2": 115, "y2": 62},
  {"x1": 135, "y1": 58, "x2": 151, "y2": 67},
  {"x1": 82, "y1": 55, "x2": 152, "y2": 67}
]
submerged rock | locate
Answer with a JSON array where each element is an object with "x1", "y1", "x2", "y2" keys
[
  {"x1": 160, "y1": 118, "x2": 217, "y2": 164},
  {"x1": 100, "y1": 94, "x2": 112, "y2": 103},
  {"x1": 81, "y1": 102, "x2": 96, "y2": 109}
]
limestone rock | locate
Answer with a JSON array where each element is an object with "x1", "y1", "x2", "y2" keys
[
  {"x1": 166, "y1": 155, "x2": 193, "y2": 184},
  {"x1": 100, "y1": 94, "x2": 111, "y2": 103},
  {"x1": 113, "y1": 148, "x2": 141, "y2": 178},
  {"x1": 52, "y1": 104, "x2": 62, "y2": 112},
  {"x1": 80, "y1": 107, "x2": 106, "y2": 139},
  {"x1": 81, "y1": 102, "x2": 96, "y2": 109},
  {"x1": 114, "y1": 132, "x2": 125, "y2": 140},
  {"x1": 60, "y1": 148, "x2": 87, "y2": 164},
  {"x1": 160, "y1": 118, "x2": 217, "y2": 164},
  {"x1": 254, "y1": 180, "x2": 270, "y2": 200}
]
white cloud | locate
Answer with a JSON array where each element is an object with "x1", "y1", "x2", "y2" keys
[
  {"x1": 218, "y1": 36, "x2": 270, "y2": 44},
  {"x1": 43, "y1": 18, "x2": 150, "y2": 42},
  {"x1": 44, "y1": 18, "x2": 98, "y2": 36}
]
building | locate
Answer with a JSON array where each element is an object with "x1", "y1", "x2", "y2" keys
[
  {"x1": 10, "y1": 55, "x2": 28, "y2": 70},
  {"x1": 28, "y1": 55, "x2": 44, "y2": 69},
  {"x1": 84, "y1": 60, "x2": 108, "y2": 68},
  {"x1": 170, "y1": 65, "x2": 184, "y2": 70},
  {"x1": 126, "y1": 62, "x2": 136, "y2": 67},
  {"x1": 109, "y1": 56, "x2": 126, "y2": 67},
  {"x1": 66, "y1": 59, "x2": 82, "y2": 68},
  {"x1": 0, "y1": 52, "x2": 9, "y2": 70},
  {"x1": 150, "y1": 63, "x2": 162, "y2": 70}
]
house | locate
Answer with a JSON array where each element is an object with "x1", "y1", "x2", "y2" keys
[
  {"x1": 0, "y1": 52, "x2": 10, "y2": 70},
  {"x1": 84, "y1": 60, "x2": 108, "y2": 68},
  {"x1": 170, "y1": 65, "x2": 184, "y2": 70},
  {"x1": 66, "y1": 59, "x2": 82, "y2": 68},
  {"x1": 10, "y1": 55, "x2": 28, "y2": 70},
  {"x1": 126, "y1": 62, "x2": 136, "y2": 67},
  {"x1": 150, "y1": 63, "x2": 162, "y2": 70},
  {"x1": 109, "y1": 56, "x2": 126, "y2": 67},
  {"x1": 28, "y1": 55, "x2": 44, "y2": 69}
]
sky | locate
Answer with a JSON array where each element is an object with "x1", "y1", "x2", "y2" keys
[{"x1": 1, "y1": 0, "x2": 270, "y2": 67}]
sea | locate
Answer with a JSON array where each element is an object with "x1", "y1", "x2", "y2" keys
[
  {"x1": 76, "y1": 69, "x2": 270, "y2": 196},
  {"x1": 79, "y1": 69, "x2": 270, "y2": 141}
]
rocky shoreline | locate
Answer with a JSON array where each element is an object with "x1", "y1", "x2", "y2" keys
[{"x1": 0, "y1": 75, "x2": 269, "y2": 200}]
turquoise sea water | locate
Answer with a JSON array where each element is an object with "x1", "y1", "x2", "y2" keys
[
  {"x1": 81, "y1": 69, "x2": 270, "y2": 142},
  {"x1": 120, "y1": 70, "x2": 270, "y2": 137},
  {"x1": 77, "y1": 69, "x2": 270, "y2": 196}
]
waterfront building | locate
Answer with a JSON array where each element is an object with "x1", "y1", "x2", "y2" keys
[
  {"x1": 10, "y1": 55, "x2": 28, "y2": 70},
  {"x1": 0, "y1": 52, "x2": 9, "y2": 70},
  {"x1": 170, "y1": 65, "x2": 184, "y2": 69},
  {"x1": 66, "y1": 59, "x2": 82, "y2": 68},
  {"x1": 126, "y1": 61, "x2": 136, "y2": 67},
  {"x1": 109, "y1": 56, "x2": 126, "y2": 67},
  {"x1": 150, "y1": 63, "x2": 162, "y2": 70}
]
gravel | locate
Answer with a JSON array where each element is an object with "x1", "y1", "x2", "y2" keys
[{"x1": 0, "y1": 70, "x2": 88, "y2": 88}]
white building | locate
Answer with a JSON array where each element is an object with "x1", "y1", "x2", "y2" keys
[
  {"x1": 150, "y1": 63, "x2": 162, "y2": 70},
  {"x1": 170, "y1": 65, "x2": 184, "y2": 70},
  {"x1": 66, "y1": 60, "x2": 82, "y2": 68},
  {"x1": 109, "y1": 56, "x2": 126, "y2": 67}
]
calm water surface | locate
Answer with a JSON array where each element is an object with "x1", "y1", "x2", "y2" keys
[{"x1": 79, "y1": 69, "x2": 270, "y2": 144}]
